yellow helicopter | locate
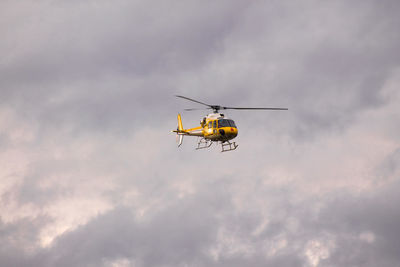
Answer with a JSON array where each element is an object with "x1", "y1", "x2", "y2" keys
[{"x1": 172, "y1": 95, "x2": 288, "y2": 152}]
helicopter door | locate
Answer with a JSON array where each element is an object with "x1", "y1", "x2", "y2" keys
[
  {"x1": 213, "y1": 121, "x2": 217, "y2": 134},
  {"x1": 207, "y1": 122, "x2": 213, "y2": 134}
]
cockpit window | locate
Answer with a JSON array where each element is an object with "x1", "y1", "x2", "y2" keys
[
  {"x1": 218, "y1": 119, "x2": 236, "y2": 128},
  {"x1": 208, "y1": 122, "x2": 212, "y2": 128},
  {"x1": 228, "y1": 119, "x2": 236, "y2": 127}
]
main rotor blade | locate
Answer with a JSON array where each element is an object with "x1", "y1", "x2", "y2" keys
[
  {"x1": 175, "y1": 95, "x2": 288, "y2": 112},
  {"x1": 175, "y1": 95, "x2": 211, "y2": 108},
  {"x1": 184, "y1": 108, "x2": 212, "y2": 111},
  {"x1": 222, "y1": 107, "x2": 288, "y2": 110}
]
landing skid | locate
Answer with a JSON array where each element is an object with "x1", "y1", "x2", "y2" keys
[
  {"x1": 196, "y1": 137, "x2": 238, "y2": 152},
  {"x1": 221, "y1": 140, "x2": 238, "y2": 152},
  {"x1": 196, "y1": 137, "x2": 213, "y2": 150}
]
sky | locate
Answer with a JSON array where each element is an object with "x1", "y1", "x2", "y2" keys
[{"x1": 1, "y1": 0, "x2": 400, "y2": 266}]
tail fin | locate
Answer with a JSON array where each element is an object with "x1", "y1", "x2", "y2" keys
[
  {"x1": 177, "y1": 114, "x2": 183, "y2": 131},
  {"x1": 177, "y1": 114, "x2": 184, "y2": 147}
]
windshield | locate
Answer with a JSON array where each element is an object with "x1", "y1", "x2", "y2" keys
[{"x1": 218, "y1": 119, "x2": 236, "y2": 128}]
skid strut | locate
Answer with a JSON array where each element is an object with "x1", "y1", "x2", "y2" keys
[
  {"x1": 196, "y1": 137, "x2": 213, "y2": 150},
  {"x1": 221, "y1": 140, "x2": 238, "y2": 152}
]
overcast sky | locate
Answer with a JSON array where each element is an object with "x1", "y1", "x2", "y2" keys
[{"x1": 1, "y1": 0, "x2": 400, "y2": 266}]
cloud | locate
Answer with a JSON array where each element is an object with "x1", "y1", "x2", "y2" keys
[
  {"x1": 316, "y1": 178, "x2": 400, "y2": 266},
  {"x1": 1, "y1": 0, "x2": 400, "y2": 266}
]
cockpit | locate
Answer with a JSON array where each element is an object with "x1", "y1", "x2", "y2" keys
[{"x1": 218, "y1": 119, "x2": 236, "y2": 128}]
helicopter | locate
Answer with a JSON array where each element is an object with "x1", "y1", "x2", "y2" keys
[{"x1": 172, "y1": 95, "x2": 288, "y2": 152}]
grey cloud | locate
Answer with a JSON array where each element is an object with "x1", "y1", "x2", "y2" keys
[
  {"x1": 220, "y1": 0, "x2": 400, "y2": 139},
  {"x1": 2, "y1": 155, "x2": 400, "y2": 266},
  {"x1": 0, "y1": 1, "x2": 248, "y2": 86},
  {"x1": 2, "y1": 0, "x2": 399, "y2": 137},
  {"x1": 376, "y1": 148, "x2": 400, "y2": 181},
  {"x1": 33, "y1": 181, "x2": 230, "y2": 267},
  {"x1": 316, "y1": 179, "x2": 400, "y2": 266},
  {"x1": 1, "y1": 1, "x2": 251, "y2": 134},
  {"x1": 0, "y1": 216, "x2": 50, "y2": 267},
  {"x1": 21, "y1": 178, "x2": 306, "y2": 267},
  {"x1": 1, "y1": 0, "x2": 400, "y2": 266}
]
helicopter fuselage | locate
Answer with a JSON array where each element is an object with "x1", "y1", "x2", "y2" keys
[
  {"x1": 175, "y1": 113, "x2": 238, "y2": 141},
  {"x1": 201, "y1": 113, "x2": 238, "y2": 142}
]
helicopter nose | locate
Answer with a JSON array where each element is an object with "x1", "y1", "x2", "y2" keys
[
  {"x1": 219, "y1": 127, "x2": 238, "y2": 139},
  {"x1": 228, "y1": 127, "x2": 238, "y2": 138}
]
